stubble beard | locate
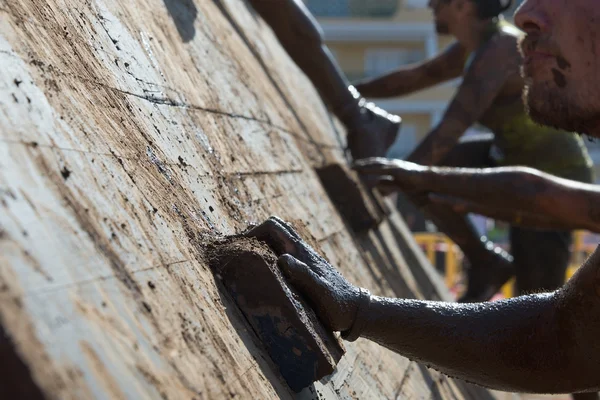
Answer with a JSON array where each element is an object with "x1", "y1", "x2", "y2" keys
[{"x1": 523, "y1": 81, "x2": 600, "y2": 136}]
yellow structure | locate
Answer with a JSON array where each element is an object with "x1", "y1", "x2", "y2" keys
[{"x1": 415, "y1": 231, "x2": 595, "y2": 299}]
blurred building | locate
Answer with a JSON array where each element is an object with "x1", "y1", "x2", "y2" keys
[{"x1": 305, "y1": 0, "x2": 600, "y2": 180}]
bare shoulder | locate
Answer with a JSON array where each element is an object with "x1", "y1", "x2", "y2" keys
[
  {"x1": 561, "y1": 245, "x2": 600, "y2": 302},
  {"x1": 483, "y1": 30, "x2": 519, "y2": 57},
  {"x1": 469, "y1": 30, "x2": 520, "y2": 74}
]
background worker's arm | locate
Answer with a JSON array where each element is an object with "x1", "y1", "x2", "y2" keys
[
  {"x1": 353, "y1": 42, "x2": 466, "y2": 98},
  {"x1": 246, "y1": 217, "x2": 600, "y2": 394},
  {"x1": 354, "y1": 159, "x2": 600, "y2": 232},
  {"x1": 247, "y1": 0, "x2": 355, "y2": 117},
  {"x1": 407, "y1": 35, "x2": 520, "y2": 165}
]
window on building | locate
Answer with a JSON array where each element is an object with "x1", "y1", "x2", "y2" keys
[
  {"x1": 304, "y1": 0, "x2": 350, "y2": 18},
  {"x1": 403, "y1": 0, "x2": 429, "y2": 9},
  {"x1": 364, "y1": 48, "x2": 425, "y2": 78},
  {"x1": 305, "y1": 0, "x2": 398, "y2": 18}
]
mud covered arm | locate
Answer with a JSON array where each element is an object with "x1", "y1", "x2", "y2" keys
[
  {"x1": 245, "y1": 217, "x2": 600, "y2": 394},
  {"x1": 407, "y1": 36, "x2": 519, "y2": 165},
  {"x1": 361, "y1": 249, "x2": 600, "y2": 394},
  {"x1": 355, "y1": 159, "x2": 600, "y2": 232},
  {"x1": 353, "y1": 42, "x2": 466, "y2": 98}
]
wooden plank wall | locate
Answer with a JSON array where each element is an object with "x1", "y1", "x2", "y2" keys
[{"x1": 0, "y1": 0, "x2": 497, "y2": 398}]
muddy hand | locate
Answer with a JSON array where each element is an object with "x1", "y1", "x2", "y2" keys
[
  {"x1": 244, "y1": 216, "x2": 361, "y2": 332},
  {"x1": 353, "y1": 158, "x2": 433, "y2": 202},
  {"x1": 353, "y1": 158, "x2": 430, "y2": 189},
  {"x1": 344, "y1": 87, "x2": 401, "y2": 161},
  {"x1": 373, "y1": 176, "x2": 399, "y2": 196}
]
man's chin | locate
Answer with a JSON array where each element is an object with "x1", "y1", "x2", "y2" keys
[
  {"x1": 524, "y1": 85, "x2": 600, "y2": 135},
  {"x1": 523, "y1": 85, "x2": 569, "y2": 130},
  {"x1": 526, "y1": 104, "x2": 558, "y2": 128}
]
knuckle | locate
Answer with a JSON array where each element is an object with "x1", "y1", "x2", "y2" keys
[{"x1": 265, "y1": 217, "x2": 281, "y2": 231}]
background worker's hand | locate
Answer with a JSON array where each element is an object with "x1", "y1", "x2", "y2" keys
[
  {"x1": 353, "y1": 158, "x2": 432, "y2": 204},
  {"x1": 353, "y1": 158, "x2": 430, "y2": 188},
  {"x1": 244, "y1": 216, "x2": 361, "y2": 332},
  {"x1": 344, "y1": 87, "x2": 401, "y2": 161}
]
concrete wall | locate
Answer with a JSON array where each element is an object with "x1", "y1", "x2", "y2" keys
[{"x1": 0, "y1": 0, "x2": 495, "y2": 398}]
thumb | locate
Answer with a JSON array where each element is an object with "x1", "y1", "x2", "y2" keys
[
  {"x1": 278, "y1": 254, "x2": 321, "y2": 298},
  {"x1": 375, "y1": 177, "x2": 398, "y2": 196}
]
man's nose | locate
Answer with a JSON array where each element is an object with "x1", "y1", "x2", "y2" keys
[{"x1": 514, "y1": 0, "x2": 549, "y2": 33}]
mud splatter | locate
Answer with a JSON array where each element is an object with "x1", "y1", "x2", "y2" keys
[
  {"x1": 551, "y1": 69, "x2": 567, "y2": 88},
  {"x1": 177, "y1": 156, "x2": 189, "y2": 167},
  {"x1": 61, "y1": 166, "x2": 72, "y2": 180},
  {"x1": 146, "y1": 147, "x2": 172, "y2": 183},
  {"x1": 556, "y1": 56, "x2": 571, "y2": 70}
]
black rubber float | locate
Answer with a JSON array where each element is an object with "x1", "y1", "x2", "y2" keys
[{"x1": 207, "y1": 237, "x2": 345, "y2": 392}]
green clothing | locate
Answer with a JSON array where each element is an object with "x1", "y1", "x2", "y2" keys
[
  {"x1": 493, "y1": 107, "x2": 593, "y2": 183},
  {"x1": 464, "y1": 20, "x2": 594, "y2": 184}
]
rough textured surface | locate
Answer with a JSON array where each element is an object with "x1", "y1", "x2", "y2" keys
[
  {"x1": 316, "y1": 164, "x2": 383, "y2": 233},
  {"x1": 207, "y1": 237, "x2": 344, "y2": 392},
  {"x1": 0, "y1": 0, "x2": 496, "y2": 398}
]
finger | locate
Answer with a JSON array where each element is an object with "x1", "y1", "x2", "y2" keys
[
  {"x1": 267, "y1": 217, "x2": 326, "y2": 265},
  {"x1": 377, "y1": 176, "x2": 395, "y2": 184},
  {"x1": 278, "y1": 254, "x2": 324, "y2": 298},
  {"x1": 243, "y1": 217, "x2": 300, "y2": 255},
  {"x1": 352, "y1": 157, "x2": 390, "y2": 167},
  {"x1": 268, "y1": 216, "x2": 302, "y2": 241},
  {"x1": 374, "y1": 177, "x2": 398, "y2": 195},
  {"x1": 352, "y1": 162, "x2": 395, "y2": 176}
]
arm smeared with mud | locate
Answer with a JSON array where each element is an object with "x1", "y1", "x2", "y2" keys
[
  {"x1": 245, "y1": 0, "x2": 400, "y2": 160},
  {"x1": 354, "y1": 159, "x2": 600, "y2": 232},
  {"x1": 408, "y1": 34, "x2": 520, "y2": 165},
  {"x1": 246, "y1": 217, "x2": 600, "y2": 394},
  {"x1": 353, "y1": 42, "x2": 467, "y2": 98}
]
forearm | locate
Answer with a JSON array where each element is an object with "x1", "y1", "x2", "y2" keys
[
  {"x1": 420, "y1": 166, "x2": 599, "y2": 230},
  {"x1": 428, "y1": 194, "x2": 594, "y2": 231},
  {"x1": 353, "y1": 68, "x2": 430, "y2": 98},
  {"x1": 354, "y1": 43, "x2": 464, "y2": 98},
  {"x1": 249, "y1": 0, "x2": 355, "y2": 115},
  {"x1": 361, "y1": 293, "x2": 578, "y2": 393}
]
